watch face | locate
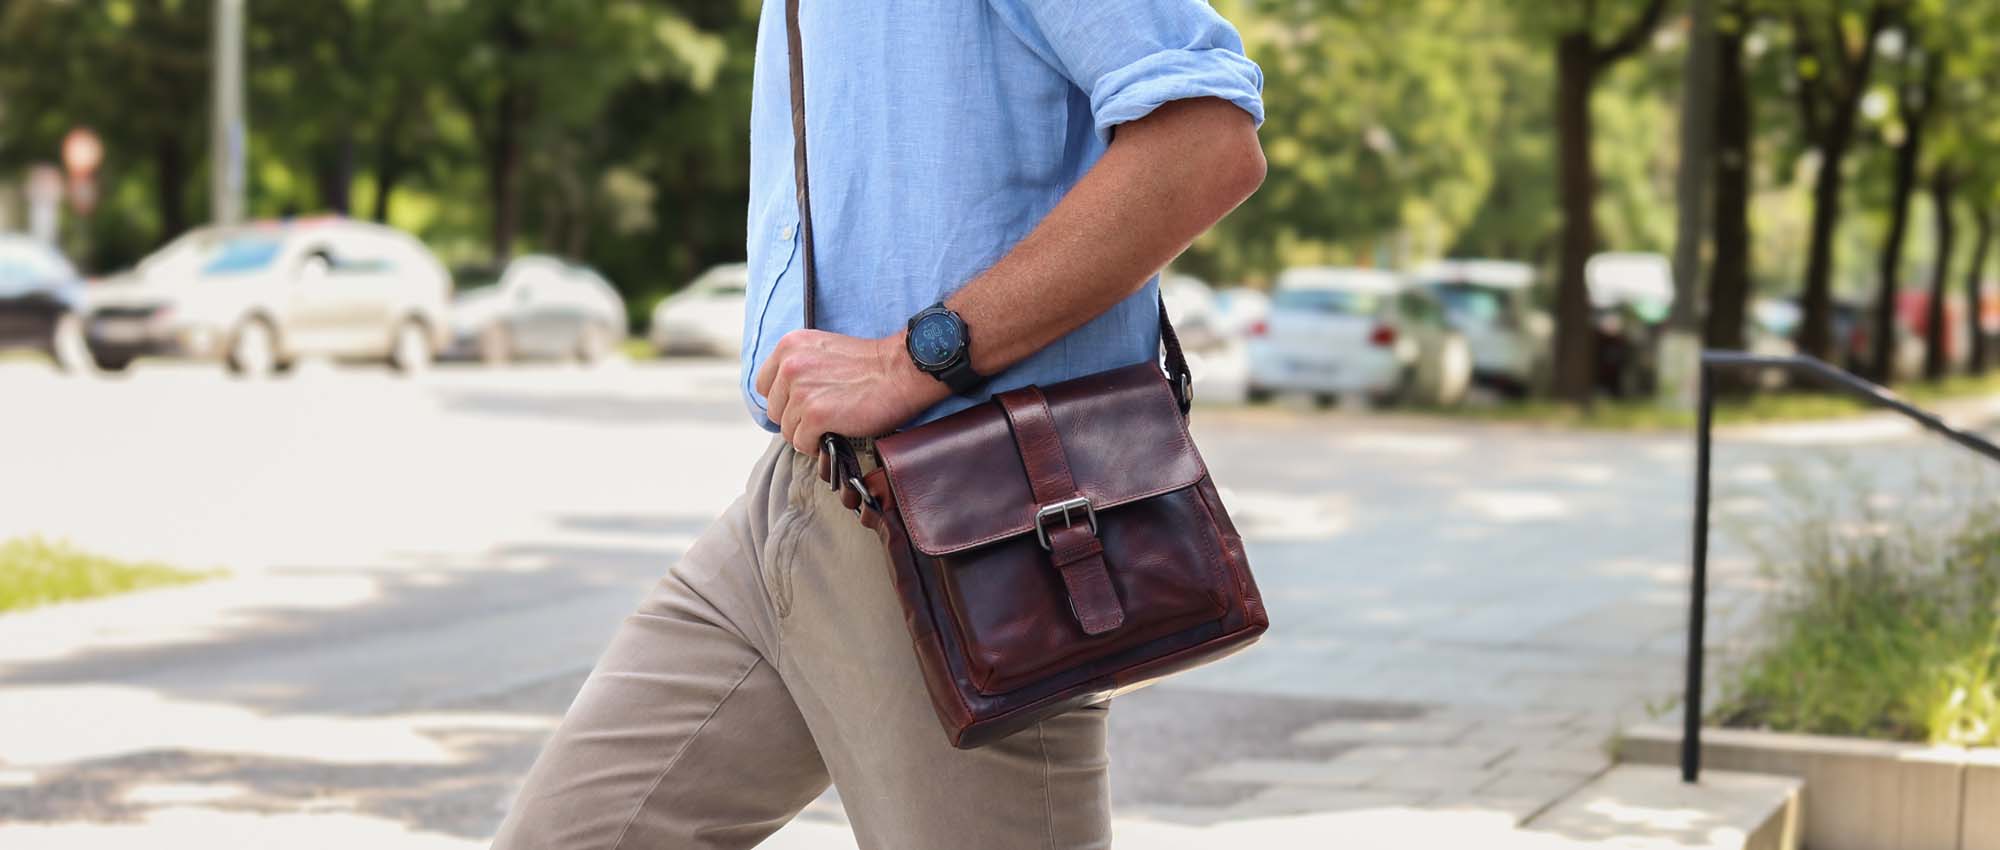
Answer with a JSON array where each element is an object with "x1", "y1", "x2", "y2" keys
[{"x1": 909, "y1": 311, "x2": 963, "y2": 369}]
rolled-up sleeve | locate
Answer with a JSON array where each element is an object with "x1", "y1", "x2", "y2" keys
[{"x1": 989, "y1": 0, "x2": 1265, "y2": 142}]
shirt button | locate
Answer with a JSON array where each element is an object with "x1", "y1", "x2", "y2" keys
[{"x1": 779, "y1": 225, "x2": 796, "y2": 241}]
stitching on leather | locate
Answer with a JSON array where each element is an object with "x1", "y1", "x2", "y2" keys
[
  {"x1": 605, "y1": 657, "x2": 763, "y2": 850},
  {"x1": 1186, "y1": 483, "x2": 1237, "y2": 604}
]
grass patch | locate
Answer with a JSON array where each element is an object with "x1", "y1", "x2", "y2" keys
[
  {"x1": 1411, "y1": 370, "x2": 2000, "y2": 432},
  {"x1": 1712, "y1": 462, "x2": 2000, "y2": 747},
  {"x1": 0, "y1": 537, "x2": 216, "y2": 614},
  {"x1": 618, "y1": 338, "x2": 656, "y2": 362}
]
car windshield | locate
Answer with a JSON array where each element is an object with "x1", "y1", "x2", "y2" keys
[
  {"x1": 1427, "y1": 282, "x2": 1514, "y2": 325},
  {"x1": 200, "y1": 237, "x2": 284, "y2": 275},
  {"x1": 1274, "y1": 287, "x2": 1380, "y2": 315}
]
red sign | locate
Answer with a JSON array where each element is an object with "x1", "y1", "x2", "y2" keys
[{"x1": 61, "y1": 128, "x2": 104, "y2": 178}]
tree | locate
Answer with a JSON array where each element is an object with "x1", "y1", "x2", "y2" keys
[
  {"x1": 1869, "y1": 17, "x2": 1939, "y2": 383},
  {"x1": 1970, "y1": 203, "x2": 1996, "y2": 374},
  {"x1": 1706, "y1": 0, "x2": 1757, "y2": 354},
  {"x1": 1201, "y1": 0, "x2": 1522, "y2": 278},
  {"x1": 1541, "y1": 0, "x2": 1673, "y2": 403},
  {"x1": 1895, "y1": 0, "x2": 2000, "y2": 379},
  {"x1": 0, "y1": 0, "x2": 212, "y2": 247},
  {"x1": 1786, "y1": 1, "x2": 1894, "y2": 361}
]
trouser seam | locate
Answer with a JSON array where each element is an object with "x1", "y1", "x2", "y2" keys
[
  {"x1": 1039, "y1": 722, "x2": 1055, "y2": 850},
  {"x1": 605, "y1": 657, "x2": 764, "y2": 850}
]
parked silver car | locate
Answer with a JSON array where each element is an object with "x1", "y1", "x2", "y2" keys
[
  {"x1": 1414, "y1": 259, "x2": 1551, "y2": 397},
  {"x1": 84, "y1": 218, "x2": 451, "y2": 376},
  {"x1": 0, "y1": 234, "x2": 90, "y2": 373},
  {"x1": 447, "y1": 256, "x2": 627, "y2": 365},
  {"x1": 1247, "y1": 267, "x2": 1472, "y2": 407},
  {"x1": 649, "y1": 263, "x2": 747, "y2": 357}
]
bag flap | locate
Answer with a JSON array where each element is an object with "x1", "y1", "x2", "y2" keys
[{"x1": 875, "y1": 362, "x2": 1208, "y2": 556}]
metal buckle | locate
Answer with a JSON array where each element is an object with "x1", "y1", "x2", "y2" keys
[
  {"x1": 822, "y1": 435, "x2": 844, "y2": 492},
  {"x1": 846, "y1": 476, "x2": 878, "y2": 517},
  {"x1": 1034, "y1": 496, "x2": 1097, "y2": 549}
]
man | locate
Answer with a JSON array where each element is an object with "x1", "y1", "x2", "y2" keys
[{"x1": 493, "y1": 1, "x2": 1264, "y2": 848}]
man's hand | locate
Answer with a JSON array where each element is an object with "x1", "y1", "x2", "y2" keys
[{"x1": 755, "y1": 329, "x2": 949, "y2": 454}]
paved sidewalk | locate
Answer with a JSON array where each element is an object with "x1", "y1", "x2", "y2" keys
[{"x1": 3, "y1": 362, "x2": 1990, "y2": 848}]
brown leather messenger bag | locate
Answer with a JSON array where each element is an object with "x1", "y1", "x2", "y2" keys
[{"x1": 786, "y1": 0, "x2": 1269, "y2": 748}]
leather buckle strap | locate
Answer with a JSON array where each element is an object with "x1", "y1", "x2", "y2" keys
[
  {"x1": 996, "y1": 386, "x2": 1125, "y2": 636},
  {"x1": 1033, "y1": 496, "x2": 1096, "y2": 550},
  {"x1": 819, "y1": 434, "x2": 878, "y2": 517}
]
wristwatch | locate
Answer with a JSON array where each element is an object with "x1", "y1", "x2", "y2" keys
[{"x1": 905, "y1": 302, "x2": 985, "y2": 395}]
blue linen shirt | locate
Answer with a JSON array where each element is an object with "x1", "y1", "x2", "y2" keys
[{"x1": 741, "y1": 0, "x2": 1265, "y2": 430}]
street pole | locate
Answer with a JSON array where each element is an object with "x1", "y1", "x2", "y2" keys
[
  {"x1": 1661, "y1": 0, "x2": 1719, "y2": 409},
  {"x1": 211, "y1": 0, "x2": 247, "y2": 227}
]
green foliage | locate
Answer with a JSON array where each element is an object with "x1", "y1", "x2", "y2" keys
[
  {"x1": 1713, "y1": 460, "x2": 2000, "y2": 746},
  {"x1": 0, "y1": 0, "x2": 1995, "y2": 331},
  {"x1": 0, "y1": 537, "x2": 215, "y2": 614}
]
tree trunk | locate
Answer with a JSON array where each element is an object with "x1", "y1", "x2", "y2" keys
[
  {"x1": 1705, "y1": 20, "x2": 1752, "y2": 354},
  {"x1": 1552, "y1": 33, "x2": 1599, "y2": 403},
  {"x1": 315, "y1": 134, "x2": 356, "y2": 217},
  {"x1": 371, "y1": 152, "x2": 400, "y2": 224},
  {"x1": 1871, "y1": 122, "x2": 1924, "y2": 383},
  {"x1": 1968, "y1": 207, "x2": 1993, "y2": 375},
  {"x1": 155, "y1": 132, "x2": 188, "y2": 246},
  {"x1": 1670, "y1": 0, "x2": 1718, "y2": 336},
  {"x1": 1924, "y1": 172, "x2": 1954, "y2": 381},
  {"x1": 1798, "y1": 139, "x2": 1848, "y2": 363},
  {"x1": 489, "y1": 85, "x2": 524, "y2": 264}
]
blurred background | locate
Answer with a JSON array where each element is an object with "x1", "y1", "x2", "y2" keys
[{"x1": 4, "y1": 2, "x2": 2000, "y2": 849}]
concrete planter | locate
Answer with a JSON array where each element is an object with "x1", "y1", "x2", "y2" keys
[{"x1": 1619, "y1": 724, "x2": 2000, "y2": 850}]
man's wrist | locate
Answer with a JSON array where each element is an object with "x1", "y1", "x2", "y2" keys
[{"x1": 880, "y1": 332, "x2": 951, "y2": 411}]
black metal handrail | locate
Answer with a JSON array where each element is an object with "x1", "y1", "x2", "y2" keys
[{"x1": 1683, "y1": 351, "x2": 2000, "y2": 783}]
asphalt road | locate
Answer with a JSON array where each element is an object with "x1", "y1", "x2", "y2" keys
[{"x1": 0, "y1": 357, "x2": 1990, "y2": 847}]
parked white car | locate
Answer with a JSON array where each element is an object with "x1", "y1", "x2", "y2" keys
[
  {"x1": 447, "y1": 255, "x2": 626, "y2": 365},
  {"x1": 1413, "y1": 259, "x2": 1551, "y2": 396},
  {"x1": 1159, "y1": 272, "x2": 1252, "y2": 404},
  {"x1": 0, "y1": 234, "x2": 91, "y2": 373},
  {"x1": 1247, "y1": 267, "x2": 1472, "y2": 407},
  {"x1": 649, "y1": 263, "x2": 748, "y2": 357},
  {"x1": 1211, "y1": 286, "x2": 1270, "y2": 338},
  {"x1": 84, "y1": 218, "x2": 451, "y2": 377}
]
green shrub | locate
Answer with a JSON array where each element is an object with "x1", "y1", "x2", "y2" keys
[
  {"x1": 0, "y1": 537, "x2": 215, "y2": 614},
  {"x1": 1713, "y1": 461, "x2": 2000, "y2": 747}
]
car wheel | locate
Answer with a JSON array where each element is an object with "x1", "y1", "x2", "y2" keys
[
  {"x1": 1313, "y1": 393, "x2": 1338, "y2": 410},
  {"x1": 479, "y1": 325, "x2": 512, "y2": 366},
  {"x1": 1245, "y1": 385, "x2": 1274, "y2": 405},
  {"x1": 49, "y1": 313, "x2": 93, "y2": 375},
  {"x1": 1370, "y1": 368, "x2": 1416, "y2": 408},
  {"x1": 225, "y1": 318, "x2": 280, "y2": 379},
  {"x1": 575, "y1": 323, "x2": 610, "y2": 365},
  {"x1": 390, "y1": 320, "x2": 434, "y2": 376},
  {"x1": 91, "y1": 350, "x2": 134, "y2": 373}
]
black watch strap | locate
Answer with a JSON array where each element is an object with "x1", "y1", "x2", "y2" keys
[{"x1": 936, "y1": 356, "x2": 984, "y2": 395}]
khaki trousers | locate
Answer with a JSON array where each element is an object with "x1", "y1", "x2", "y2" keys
[{"x1": 492, "y1": 438, "x2": 1112, "y2": 850}]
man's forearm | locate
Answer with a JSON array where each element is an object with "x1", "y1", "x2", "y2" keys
[
  {"x1": 951, "y1": 97, "x2": 1265, "y2": 373},
  {"x1": 760, "y1": 97, "x2": 1263, "y2": 451},
  {"x1": 878, "y1": 97, "x2": 1267, "y2": 408}
]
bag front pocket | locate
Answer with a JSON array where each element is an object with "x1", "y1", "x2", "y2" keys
[{"x1": 934, "y1": 486, "x2": 1230, "y2": 695}]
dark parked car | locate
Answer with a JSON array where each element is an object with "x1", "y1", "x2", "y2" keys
[{"x1": 0, "y1": 234, "x2": 90, "y2": 372}]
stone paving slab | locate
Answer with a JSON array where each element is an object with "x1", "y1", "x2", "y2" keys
[{"x1": 1524, "y1": 765, "x2": 1802, "y2": 850}]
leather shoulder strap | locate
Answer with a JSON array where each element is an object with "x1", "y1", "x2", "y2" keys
[
  {"x1": 782, "y1": 2, "x2": 1191, "y2": 410},
  {"x1": 785, "y1": 0, "x2": 819, "y2": 331}
]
